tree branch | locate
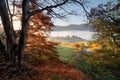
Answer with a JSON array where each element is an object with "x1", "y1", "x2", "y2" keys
[
  {"x1": 27, "y1": 0, "x2": 69, "y2": 20},
  {"x1": 72, "y1": 0, "x2": 90, "y2": 18}
]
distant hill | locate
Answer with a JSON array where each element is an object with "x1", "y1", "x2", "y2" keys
[
  {"x1": 49, "y1": 36, "x2": 87, "y2": 43},
  {"x1": 52, "y1": 24, "x2": 93, "y2": 31}
]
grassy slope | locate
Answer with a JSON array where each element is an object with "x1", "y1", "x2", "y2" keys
[{"x1": 57, "y1": 45, "x2": 77, "y2": 63}]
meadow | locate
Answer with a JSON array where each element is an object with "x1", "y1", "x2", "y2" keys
[{"x1": 56, "y1": 41, "x2": 120, "y2": 80}]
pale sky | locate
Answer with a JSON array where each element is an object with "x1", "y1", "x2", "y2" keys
[
  {"x1": 53, "y1": 0, "x2": 109, "y2": 26},
  {"x1": 0, "y1": 0, "x2": 110, "y2": 30}
]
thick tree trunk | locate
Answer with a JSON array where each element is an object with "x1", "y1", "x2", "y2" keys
[
  {"x1": 0, "y1": 0, "x2": 16, "y2": 45},
  {"x1": 0, "y1": 0, "x2": 16, "y2": 62},
  {"x1": 0, "y1": 0, "x2": 30, "y2": 67},
  {"x1": 17, "y1": 0, "x2": 30, "y2": 67}
]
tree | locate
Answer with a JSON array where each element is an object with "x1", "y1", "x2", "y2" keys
[
  {"x1": 27, "y1": 12, "x2": 57, "y2": 58},
  {"x1": 89, "y1": 0, "x2": 120, "y2": 49},
  {"x1": 0, "y1": 0, "x2": 89, "y2": 67},
  {"x1": 88, "y1": 1, "x2": 120, "y2": 78}
]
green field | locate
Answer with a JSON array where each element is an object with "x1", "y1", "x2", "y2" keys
[
  {"x1": 56, "y1": 45, "x2": 86, "y2": 68},
  {"x1": 56, "y1": 45, "x2": 77, "y2": 64},
  {"x1": 56, "y1": 45, "x2": 120, "y2": 80}
]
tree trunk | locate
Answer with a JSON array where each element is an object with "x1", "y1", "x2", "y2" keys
[
  {"x1": 0, "y1": 0, "x2": 16, "y2": 62},
  {"x1": 17, "y1": 0, "x2": 30, "y2": 67},
  {"x1": 0, "y1": 0, "x2": 16, "y2": 45}
]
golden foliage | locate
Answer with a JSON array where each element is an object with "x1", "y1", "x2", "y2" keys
[
  {"x1": 89, "y1": 42, "x2": 102, "y2": 52},
  {"x1": 26, "y1": 12, "x2": 57, "y2": 58}
]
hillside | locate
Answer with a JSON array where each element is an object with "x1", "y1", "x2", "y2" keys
[
  {"x1": 48, "y1": 36, "x2": 87, "y2": 43},
  {"x1": 52, "y1": 24, "x2": 93, "y2": 31},
  {"x1": 50, "y1": 23, "x2": 94, "y2": 41},
  {"x1": 0, "y1": 55, "x2": 90, "y2": 80}
]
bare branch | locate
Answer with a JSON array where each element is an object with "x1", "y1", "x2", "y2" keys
[
  {"x1": 27, "y1": 0, "x2": 69, "y2": 20},
  {"x1": 52, "y1": 0, "x2": 76, "y2": 15},
  {"x1": 5, "y1": 0, "x2": 14, "y2": 29},
  {"x1": 71, "y1": 0, "x2": 90, "y2": 18}
]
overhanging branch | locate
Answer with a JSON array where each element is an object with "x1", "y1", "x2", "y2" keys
[
  {"x1": 72, "y1": 0, "x2": 90, "y2": 18},
  {"x1": 27, "y1": 0, "x2": 69, "y2": 20}
]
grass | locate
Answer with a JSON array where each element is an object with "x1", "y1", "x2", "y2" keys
[
  {"x1": 56, "y1": 45, "x2": 77, "y2": 64},
  {"x1": 56, "y1": 45, "x2": 120, "y2": 80}
]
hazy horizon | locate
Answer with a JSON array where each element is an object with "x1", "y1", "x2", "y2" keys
[{"x1": 49, "y1": 30, "x2": 94, "y2": 40}]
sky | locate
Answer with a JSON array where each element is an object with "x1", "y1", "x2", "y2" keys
[
  {"x1": 52, "y1": 0, "x2": 109, "y2": 26},
  {"x1": 0, "y1": 0, "x2": 109, "y2": 30},
  {"x1": 50, "y1": 0, "x2": 110, "y2": 40},
  {"x1": 0, "y1": 0, "x2": 110, "y2": 40}
]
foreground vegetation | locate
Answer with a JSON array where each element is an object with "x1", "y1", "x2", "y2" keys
[
  {"x1": 0, "y1": 0, "x2": 120, "y2": 80},
  {"x1": 0, "y1": 51, "x2": 90, "y2": 80},
  {"x1": 1, "y1": 40, "x2": 119, "y2": 80},
  {"x1": 56, "y1": 41, "x2": 120, "y2": 80}
]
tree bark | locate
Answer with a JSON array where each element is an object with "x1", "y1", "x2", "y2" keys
[
  {"x1": 17, "y1": 0, "x2": 30, "y2": 67},
  {"x1": 0, "y1": 0, "x2": 16, "y2": 62},
  {"x1": 0, "y1": 0, "x2": 15, "y2": 44},
  {"x1": 0, "y1": 0, "x2": 16, "y2": 45}
]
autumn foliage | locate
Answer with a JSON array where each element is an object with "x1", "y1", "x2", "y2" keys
[{"x1": 26, "y1": 12, "x2": 57, "y2": 58}]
